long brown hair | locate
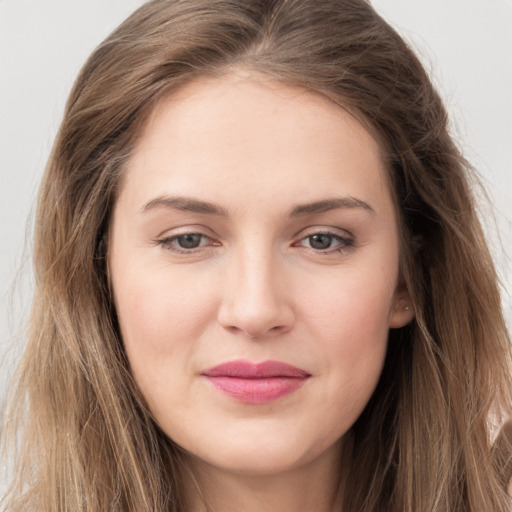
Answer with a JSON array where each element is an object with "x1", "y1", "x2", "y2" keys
[{"x1": 2, "y1": 0, "x2": 511, "y2": 510}]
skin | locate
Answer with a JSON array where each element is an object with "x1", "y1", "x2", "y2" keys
[{"x1": 109, "y1": 73, "x2": 413, "y2": 511}]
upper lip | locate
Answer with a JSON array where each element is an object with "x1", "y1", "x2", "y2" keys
[{"x1": 202, "y1": 359, "x2": 310, "y2": 379}]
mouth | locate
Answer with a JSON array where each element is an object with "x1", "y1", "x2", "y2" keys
[{"x1": 201, "y1": 360, "x2": 311, "y2": 404}]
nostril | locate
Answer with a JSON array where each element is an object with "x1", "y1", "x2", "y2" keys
[{"x1": 222, "y1": 322, "x2": 292, "y2": 339}]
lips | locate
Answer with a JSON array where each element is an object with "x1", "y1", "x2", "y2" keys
[{"x1": 202, "y1": 360, "x2": 311, "y2": 404}]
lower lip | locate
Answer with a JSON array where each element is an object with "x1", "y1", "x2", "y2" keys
[{"x1": 205, "y1": 376, "x2": 308, "y2": 404}]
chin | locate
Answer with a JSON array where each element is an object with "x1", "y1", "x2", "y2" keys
[{"x1": 185, "y1": 425, "x2": 339, "y2": 477}]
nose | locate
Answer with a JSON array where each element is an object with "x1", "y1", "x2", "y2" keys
[{"x1": 217, "y1": 246, "x2": 295, "y2": 338}]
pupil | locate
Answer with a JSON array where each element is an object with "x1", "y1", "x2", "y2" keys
[
  {"x1": 178, "y1": 234, "x2": 202, "y2": 249},
  {"x1": 309, "y1": 234, "x2": 332, "y2": 250}
]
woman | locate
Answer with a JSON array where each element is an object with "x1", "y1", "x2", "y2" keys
[{"x1": 2, "y1": 0, "x2": 511, "y2": 510}]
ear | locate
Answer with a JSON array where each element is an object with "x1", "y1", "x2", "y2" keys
[{"x1": 389, "y1": 286, "x2": 414, "y2": 328}]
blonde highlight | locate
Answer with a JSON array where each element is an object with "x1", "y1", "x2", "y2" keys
[{"x1": 2, "y1": 1, "x2": 511, "y2": 510}]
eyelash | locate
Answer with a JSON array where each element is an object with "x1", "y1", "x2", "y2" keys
[
  {"x1": 294, "y1": 231, "x2": 354, "y2": 253},
  {"x1": 155, "y1": 233, "x2": 219, "y2": 254},
  {"x1": 154, "y1": 230, "x2": 354, "y2": 255}
]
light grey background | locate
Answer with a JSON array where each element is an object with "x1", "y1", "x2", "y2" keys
[{"x1": 1, "y1": 1, "x2": 511, "y2": 402}]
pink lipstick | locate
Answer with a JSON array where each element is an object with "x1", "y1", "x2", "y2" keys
[{"x1": 202, "y1": 360, "x2": 310, "y2": 404}]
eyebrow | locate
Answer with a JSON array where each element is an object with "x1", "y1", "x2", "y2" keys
[
  {"x1": 140, "y1": 195, "x2": 375, "y2": 217},
  {"x1": 141, "y1": 195, "x2": 229, "y2": 216},
  {"x1": 290, "y1": 197, "x2": 375, "y2": 216}
]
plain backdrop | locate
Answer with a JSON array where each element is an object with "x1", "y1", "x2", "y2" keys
[{"x1": 1, "y1": 1, "x2": 511, "y2": 407}]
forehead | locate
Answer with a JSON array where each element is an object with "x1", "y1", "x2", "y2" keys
[{"x1": 119, "y1": 73, "x2": 393, "y2": 217}]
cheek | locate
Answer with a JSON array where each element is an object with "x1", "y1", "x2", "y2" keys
[
  {"x1": 115, "y1": 265, "x2": 215, "y2": 353},
  {"x1": 112, "y1": 267, "x2": 220, "y2": 421},
  {"x1": 301, "y1": 271, "x2": 394, "y2": 412},
  {"x1": 325, "y1": 289, "x2": 390, "y2": 380},
  {"x1": 303, "y1": 264, "x2": 396, "y2": 343},
  {"x1": 112, "y1": 265, "x2": 221, "y2": 415}
]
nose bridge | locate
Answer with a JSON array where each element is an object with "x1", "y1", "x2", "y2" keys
[{"x1": 218, "y1": 236, "x2": 293, "y2": 337}]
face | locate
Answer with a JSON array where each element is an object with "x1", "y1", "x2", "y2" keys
[{"x1": 109, "y1": 74, "x2": 413, "y2": 478}]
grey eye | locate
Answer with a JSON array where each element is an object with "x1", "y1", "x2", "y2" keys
[
  {"x1": 176, "y1": 234, "x2": 204, "y2": 249},
  {"x1": 307, "y1": 234, "x2": 336, "y2": 250}
]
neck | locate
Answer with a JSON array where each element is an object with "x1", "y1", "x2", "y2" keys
[{"x1": 182, "y1": 445, "x2": 347, "y2": 512}]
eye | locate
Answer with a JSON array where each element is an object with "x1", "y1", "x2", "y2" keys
[
  {"x1": 295, "y1": 231, "x2": 354, "y2": 253},
  {"x1": 156, "y1": 232, "x2": 217, "y2": 253},
  {"x1": 173, "y1": 233, "x2": 206, "y2": 249},
  {"x1": 307, "y1": 233, "x2": 338, "y2": 250}
]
